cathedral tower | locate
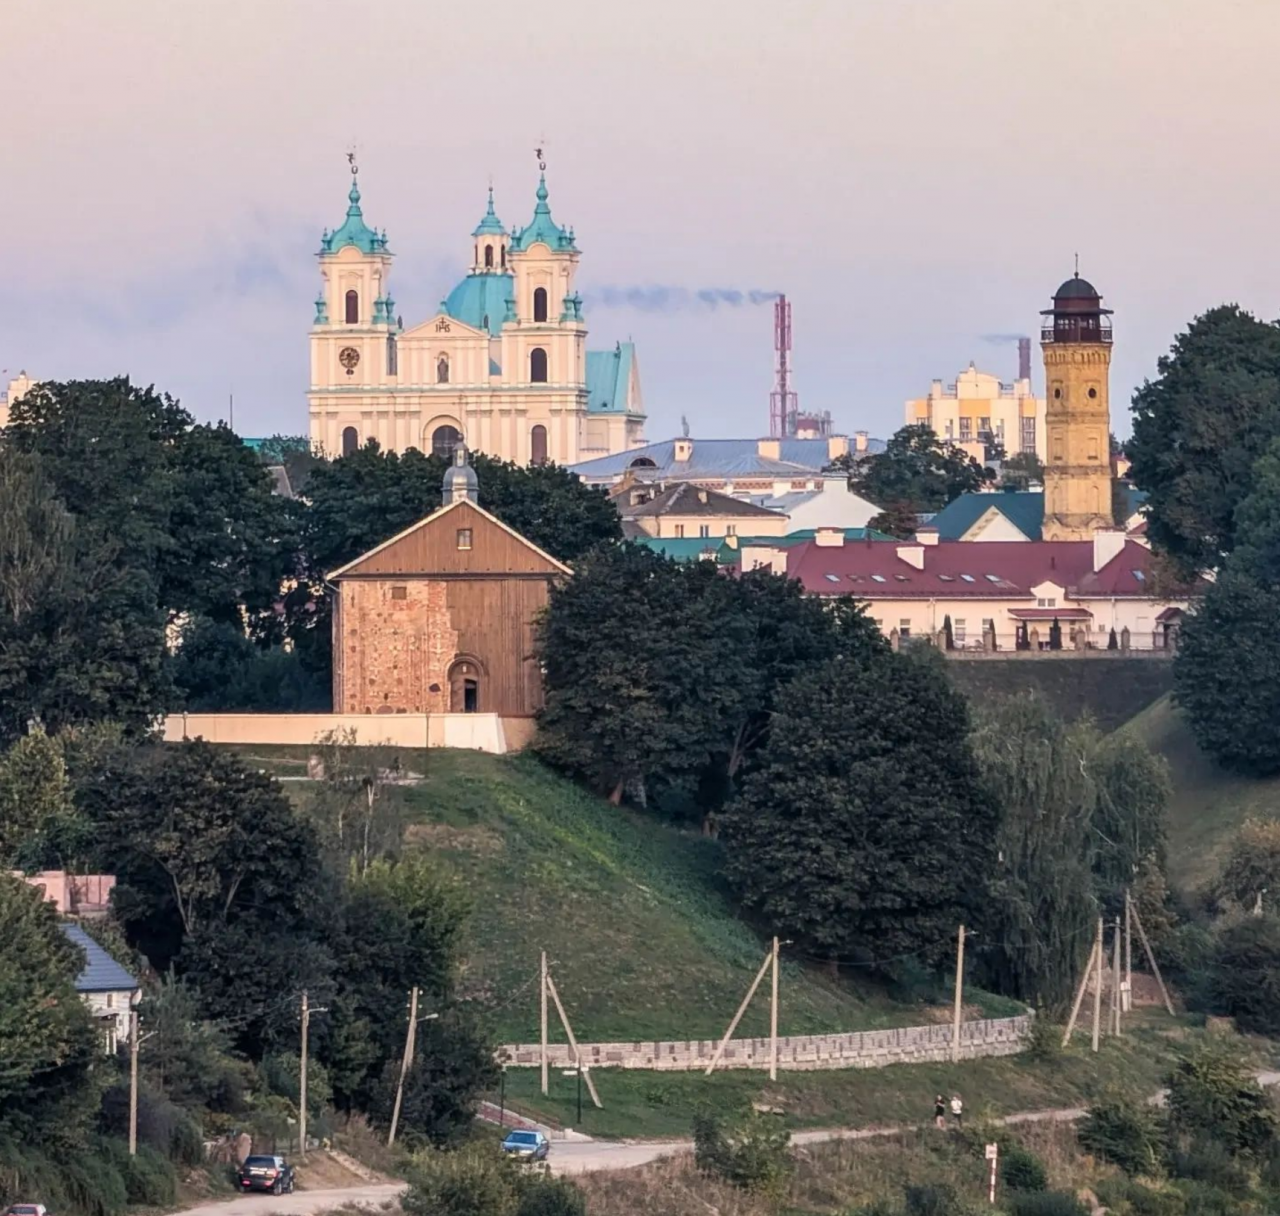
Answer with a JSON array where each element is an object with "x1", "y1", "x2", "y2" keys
[{"x1": 1040, "y1": 270, "x2": 1114, "y2": 540}]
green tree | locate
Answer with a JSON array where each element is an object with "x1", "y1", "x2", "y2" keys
[
  {"x1": 1077, "y1": 1093, "x2": 1165, "y2": 1175},
  {"x1": 847, "y1": 424, "x2": 992, "y2": 514},
  {"x1": 403, "y1": 1144, "x2": 520, "y2": 1216},
  {"x1": 1000, "y1": 451, "x2": 1045, "y2": 491},
  {"x1": 1213, "y1": 818, "x2": 1280, "y2": 912},
  {"x1": 1166, "y1": 1044, "x2": 1277, "y2": 1156},
  {"x1": 692, "y1": 1106, "x2": 794, "y2": 1197},
  {"x1": 867, "y1": 499, "x2": 920, "y2": 539},
  {"x1": 1128, "y1": 305, "x2": 1280, "y2": 574},
  {"x1": 1174, "y1": 565, "x2": 1280, "y2": 775},
  {"x1": 719, "y1": 651, "x2": 997, "y2": 966},
  {"x1": 0, "y1": 874, "x2": 102, "y2": 1145},
  {"x1": 255, "y1": 434, "x2": 323, "y2": 496},
  {"x1": 0, "y1": 726, "x2": 83, "y2": 867},
  {"x1": 1211, "y1": 915, "x2": 1280, "y2": 1036},
  {"x1": 371, "y1": 1014, "x2": 498, "y2": 1147}
]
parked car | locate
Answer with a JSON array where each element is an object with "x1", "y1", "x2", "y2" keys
[
  {"x1": 237, "y1": 1155, "x2": 296, "y2": 1194},
  {"x1": 501, "y1": 1130, "x2": 550, "y2": 1162},
  {"x1": 5, "y1": 1205, "x2": 48, "y2": 1216}
]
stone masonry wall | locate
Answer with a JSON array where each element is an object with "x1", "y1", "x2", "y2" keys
[{"x1": 500, "y1": 1013, "x2": 1031, "y2": 1073}]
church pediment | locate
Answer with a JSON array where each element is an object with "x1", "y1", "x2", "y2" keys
[{"x1": 401, "y1": 313, "x2": 488, "y2": 342}]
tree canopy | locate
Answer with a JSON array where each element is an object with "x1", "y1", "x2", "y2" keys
[
  {"x1": 718, "y1": 651, "x2": 997, "y2": 967},
  {"x1": 1128, "y1": 305, "x2": 1280, "y2": 574},
  {"x1": 843, "y1": 423, "x2": 992, "y2": 515}
]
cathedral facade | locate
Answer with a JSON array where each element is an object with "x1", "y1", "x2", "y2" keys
[{"x1": 308, "y1": 166, "x2": 646, "y2": 466}]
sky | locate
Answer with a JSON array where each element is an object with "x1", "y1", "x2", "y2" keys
[{"x1": 2, "y1": 0, "x2": 1278, "y2": 444}]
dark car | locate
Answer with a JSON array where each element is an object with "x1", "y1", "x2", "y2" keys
[
  {"x1": 237, "y1": 1155, "x2": 296, "y2": 1195},
  {"x1": 501, "y1": 1130, "x2": 550, "y2": 1162}
]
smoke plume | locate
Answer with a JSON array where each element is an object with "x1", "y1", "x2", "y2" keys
[
  {"x1": 582, "y1": 286, "x2": 780, "y2": 312},
  {"x1": 981, "y1": 333, "x2": 1030, "y2": 344}
]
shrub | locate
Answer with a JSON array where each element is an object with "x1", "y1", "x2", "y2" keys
[
  {"x1": 692, "y1": 1107, "x2": 793, "y2": 1198},
  {"x1": 904, "y1": 1183, "x2": 965, "y2": 1216},
  {"x1": 1001, "y1": 1143, "x2": 1048, "y2": 1192},
  {"x1": 1095, "y1": 1177, "x2": 1185, "y2": 1216},
  {"x1": 1025, "y1": 1013, "x2": 1061, "y2": 1064},
  {"x1": 1005, "y1": 1192, "x2": 1087, "y2": 1216},
  {"x1": 1166, "y1": 1044, "x2": 1277, "y2": 1155},
  {"x1": 403, "y1": 1145, "x2": 520, "y2": 1216},
  {"x1": 1167, "y1": 1140, "x2": 1250, "y2": 1194},
  {"x1": 515, "y1": 1176, "x2": 587, "y2": 1216},
  {"x1": 1077, "y1": 1094, "x2": 1164, "y2": 1174},
  {"x1": 1210, "y1": 914, "x2": 1280, "y2": 1035}
]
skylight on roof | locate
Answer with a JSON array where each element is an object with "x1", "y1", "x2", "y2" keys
[
  {"x1": 894, "y1": 574, "x2": 909, "y2": 582},
  {"x1": 871, "y1": 574, "x2": 886, "y2": 583},
  {"x1": 938, "y1": 574, "x2": 956, "y2": 582},
  {"x1": 825, "y1": 573, "x2": 840, "y2": 583},
  {"x1": 1132, "y1": 569, "x2": 1146, "y2": 582},
  {"x1": 960, "y1": 574, "x2": 976, "y2": 583},
  {"x1": 984, "y1": 574, "x2": 1000, "y2": 583}
]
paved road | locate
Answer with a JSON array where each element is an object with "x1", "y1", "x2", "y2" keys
[{"x1": 176, "y1": 1185, "x2": 407, "y2": 1216}]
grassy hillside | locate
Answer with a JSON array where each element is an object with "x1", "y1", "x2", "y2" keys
[
  {"x1": 1123, "y1": 694, "x2": 1280, "y2": 893},
  {"x1": 947, "y1": 657, "x2": 1173, "y2": 731},
  {"x1": 239, "y1": 747, "x2": 1019, "y2": 1043}
]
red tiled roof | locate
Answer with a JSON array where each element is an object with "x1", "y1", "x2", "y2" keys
[{"x1": 787, "y1": 539, "x2": 1171, "y2": 601}]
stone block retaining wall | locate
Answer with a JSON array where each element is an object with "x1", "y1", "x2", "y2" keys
[{"x1": 500, "y1": 1013, "x2": 1032, "y2": 1073}]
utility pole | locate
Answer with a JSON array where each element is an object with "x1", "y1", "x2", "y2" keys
[
  {"x1": 706, "y1": 945, "x2": 773, "y2": 1076},
  {"x1": 540, "y1": 951, "x2": 549, "y2": 1096},
  {"x1": 1111, "y1": 917, "x2": 1122, "y2": 1037},
  {"x1": 299, "y1": 992, "x2": 309, "y2": 1157},
  {"x1": 1124, "y1": 890, "x2": 1133, "y2": 1011},
  {"x1": 1091, "y1": 917, "x2": 1104, "y2": 1053},
  {"x1": 951, "y1": 925, "x2": 966, "y2": 1063},
  {"x1": 129, "y1": 1009, "x2": 140, "y2": 1156},
  {"x1": 1063, "y1": 937, "x2": 1098, "y2": 1047},
  {"x1": 1131, "y1": 899, "x2": 1175, "y2": 1015},
  {"x1": 387, "y1": 986, "x2": 420, "y2": 1148},
  {"x1": 769, "y1": 936, "x2": 780, "y2": 1082}
]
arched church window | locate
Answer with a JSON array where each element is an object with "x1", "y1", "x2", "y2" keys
[
  {"x1": 437, "y1": 355, "x2": 450, "y2": 384},
  {"x1": 341, "y1": 426, "x2": 359, "y2": 457},
  {"x1": 530, "y1": 347, "x2": 548, "y2": 383},
  {"x1": 432, "y1": 425, "x2": 463, "y2": 461},
  {"x1": 531, "y1": 425, "x2": 548, "y2": 466},
  {"x1": 482, "y1": 314, "x2": 490, "y2": 332},
  {"x1": 484, "y1": 244, "x2": 494, "y2": 269},
  {"x1": 501, "y1": 246, "x2": 506, "y2": 269},
  {"x1": 533, "y1": 287, "x2": 548, "y2": 323},
  {"x1": 345, "y1": 290, "x2": 359, "y2": 324}
]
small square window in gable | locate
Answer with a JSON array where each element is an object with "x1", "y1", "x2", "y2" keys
[
  {"x1": 391, "y1": 585, "x2": 408, "y2": 601},
  {"x1": 457, "y1": 528, "x2": 473, "y2": 550}
]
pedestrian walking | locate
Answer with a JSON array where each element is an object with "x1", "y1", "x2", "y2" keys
[
  {"x1": 950, "y1": 1093, "x2": 963, "y2": 1126},
  {"x1": 933, "y1": 1095, "x2": 946, "y2": 1129}
]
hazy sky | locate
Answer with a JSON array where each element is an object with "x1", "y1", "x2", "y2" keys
[{"x1": 3, "y1": 0, "x2": 1278, "y2": 443}]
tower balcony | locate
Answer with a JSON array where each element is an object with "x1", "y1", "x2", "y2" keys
[{"x1": 1041, "y1": 318, "x2": 1113, "y2": 345}]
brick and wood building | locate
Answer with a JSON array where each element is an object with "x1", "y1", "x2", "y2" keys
[{"x1": 328, "y1": 452, "x2": 570, "y2": 719}]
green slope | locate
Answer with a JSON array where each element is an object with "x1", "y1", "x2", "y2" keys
[
  {"x1": 245, "y1": 747, "x2": 1019, "y2": 1043},
  {"x1": 1123, "y1": 694, "x2": 1280, "y2": 893}
]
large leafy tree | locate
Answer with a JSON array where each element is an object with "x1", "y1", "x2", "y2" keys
[
  {"x1": 0, "y1": 874, "x2": 102, "y2": 1146},
  {"x1": 1128, "y1": 305, "x2": 1280, "y2": 574},
  {"x1": 0, "y1": 448, "x2": 169, "y2": 745},
  {"x1": 718, "y1": 651, "x2": 998, "y2": 967},
  {"x1": 0, "y1": 727, "x2": 88, "y2": 870},
  {"x1": 1000, "y1": 451, "x2": 1044, "y2": 491},
  {"x1": 843, "y1": 423, "x2": 992, "y2": 514}
]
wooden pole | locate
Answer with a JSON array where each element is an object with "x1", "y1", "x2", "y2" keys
[
  {"x1": 545, "y1": 975, "x2": 601, "y2": 1108},
  {"x1": 951, "y1": 925, "x2": 966, "y2": 1063},
  {"x1": 387, "y1": 986, "x2": 419, "y2": 1147},
  {"x1": 769, "y1": 936, "x2": 780, "y2": 1082},
  {"x1": 1091, "y1": 917, "x2": 1104, "y2": 1053},
  {"x1": 1111, "y1": 918, "x2": 1122, "y2": 1036},
  {"x1": 1062, "y1": 939, "x2": 1098, "y2": 1047},
  {"x1": 540, "y1": 951, "x2": 549, "y2": 1096},
  {"x1": 299, "y1": 991, "x2": 309, "y2": 1156},
  {"x1": 1131, "y1": 900, "x2": 1175, "y2": 1015},
  {"x1": 1124, "y1": 890, "x2": 1133, "y2": 993},
  {"x1": 128, "y1": 1008, "x2": 139, "y2": 1156},
  {"x1": 705, "y1": 947, "x2": 774, "y2": 1076}
]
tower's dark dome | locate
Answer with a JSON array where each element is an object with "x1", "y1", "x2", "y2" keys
[{"x1": 1054, "y1": 273, "x2": 1100, "y2": 300}]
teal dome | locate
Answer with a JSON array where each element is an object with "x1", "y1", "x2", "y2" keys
[
  {"x1": 510, "y1": 174, "x2": 578, "y2": 253},
  {"x1": 319, "y1": 173, "x2": 390, "y2": 256},
  {"x1": 472, "y1": 186, "x2": 506, "y2": 237},
  {"x1": 445, "y1": 272, "x2": 513, "y2": 337}
]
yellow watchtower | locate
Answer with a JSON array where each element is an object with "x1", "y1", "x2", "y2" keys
[{"x1": 1040, "y1": 271, "x2": 1114, "y2": 540}]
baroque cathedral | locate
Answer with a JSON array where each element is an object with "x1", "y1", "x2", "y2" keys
[{"x1": 308, "y1": 162, "x2": 647, "y2": 466}]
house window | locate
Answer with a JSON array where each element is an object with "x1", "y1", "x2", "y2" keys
[
  {"x1": 1021, "y1": 417, "x2": 1036, "y2": 453},
  {"x1": 726, "y1": 524, "x2": 737, "y2": 537},
  {"x1": 675, "y1": 524, "x2": 685, "y2": 538},
  {"x1": 484, "y1": 244, "x2": 494, "y2": 269},
  {"x1": 954, "y1": 619, "x2": 967, "y2": 644},
  {"x1": 106, "y1": 993, "x2": 115, "y2": 1009},
  {"x1": 959, "y1": 417, "x2": 972, "y2": 441},
  {"x1": 437, "y1": 355, "x2": 450, "y2": 384},
  {"x1": 345, "y1": 290, "x2": 359, "y2": 324},
  {"x1": 699, "y1": 524, "x2": 710, "y2": 538},
  {"x1": 456, "y1": 528, "x2": 473, "y2": 550},
  {"x1": 391, "y1": 585, "x2": 408, "y2": 601},
  {"x1": 341, "y1": 426, "x2": 359, "y2": 457},
  {"x1": 978, "y1": 416, "x2": 991, "y2": 437},
  {"x1": 530, "y1": 347, "x2": 548, "y2": 382},
  {"x1": 899, "y1": 619, "x2": 912, "y2": 639},
  {"x1": 534, "y1": 287, "x2": 548, "y2": 322},
  {"x1": 1037, "y1": 597, "x2": 1057, "y2": 608},
  {"x1": 530, "y1": 424, "x2": 548, "y2": 466},
  {"x1": 982, "y1": 618, "x2": 994, "y2": 637}
]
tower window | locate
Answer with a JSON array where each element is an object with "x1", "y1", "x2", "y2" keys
[
  {"x1": 484, "y1": 244, "x2": 494, "y2": 269},
  {"x1": 345, "y1": 290, "x2": 359, "y2": 324},
  {"x1": 341, "y1": 426, "x2": 359, "y2": 457},
  {"x1": 387, "y1": 334, "x2": 398, "y2": 375},
  {"x1": 432, "y1": 424, "x2": 462, "y2": 460},
  {"x1": 1053, "y1": 387, "x2": 1062, "y2": 400},
  {"x1": 534, "y1": 287, "x2": 548, "y2": 323},
  {"x1": 482, "y1": 314, "x2": 489, "y2": 332},
  {"x1": 437, "y1": 355, "x2": 450, "y2": 384},
  {"x1": 1088, "y1": 387, "x2": 1098, "y2": 399},
  {"x1": 530, "y1": 347, "x2": 548, "y2": 383},
  {"x1": 501, "y1": 246, "x2": 506, "y2": 268},
  {"x1": 531, "y1": 424, "x2": 548, "y2": 466}
]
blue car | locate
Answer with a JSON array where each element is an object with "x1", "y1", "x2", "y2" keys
[{"x1": 502, "y1": 1129, "x2": 550, "y2": 1162}]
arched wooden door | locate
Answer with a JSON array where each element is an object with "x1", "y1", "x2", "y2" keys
[{"x1": 448, "y1": 658, "x2": 481, "y2": 713}]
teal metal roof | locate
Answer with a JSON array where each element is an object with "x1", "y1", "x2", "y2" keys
[
  {"x1": 319, "y1": 174, "x2": 389, "y2": 257},
  {"x1": 510, "y1": 175, "x2": 578, "y2": 253},
  {"x1": 930, "y1": 491, "x2": 1044, "y2": 541},
  {"x1": 585, "y1": 343, "x2": 635, "y2": 413},
  {"x1": 630, "y1": 528, "x2": 891, "y2": 565},
  {"x1": 629, "y1": 536, "x2": 723, "y2": 561},
  {"x1": 445, "y1": 273, "x2": 513, "y2": 337},
  {"x1": 472, "y1": 186, "x2": 506, "y2": 236}
]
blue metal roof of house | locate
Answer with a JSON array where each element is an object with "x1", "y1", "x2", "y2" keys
[
  {"x1": 571, "y1": 437, "x2": 882, "y2": 480},
  {"x1": 319, "y1": 174, "x2": 389, "y2": 257},
  {"x1": 585, "y1": 344, "x2": 635, "y2": 413},
  {"x1": 445, "y1": 273, "x2": 513, "y2": 337},
  {"x1": 930, "y1": 491, "x2": 1045, "y2": 540},
  {"x1": 60, "y1": 923, "x2": 137, "y2": 993}
]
